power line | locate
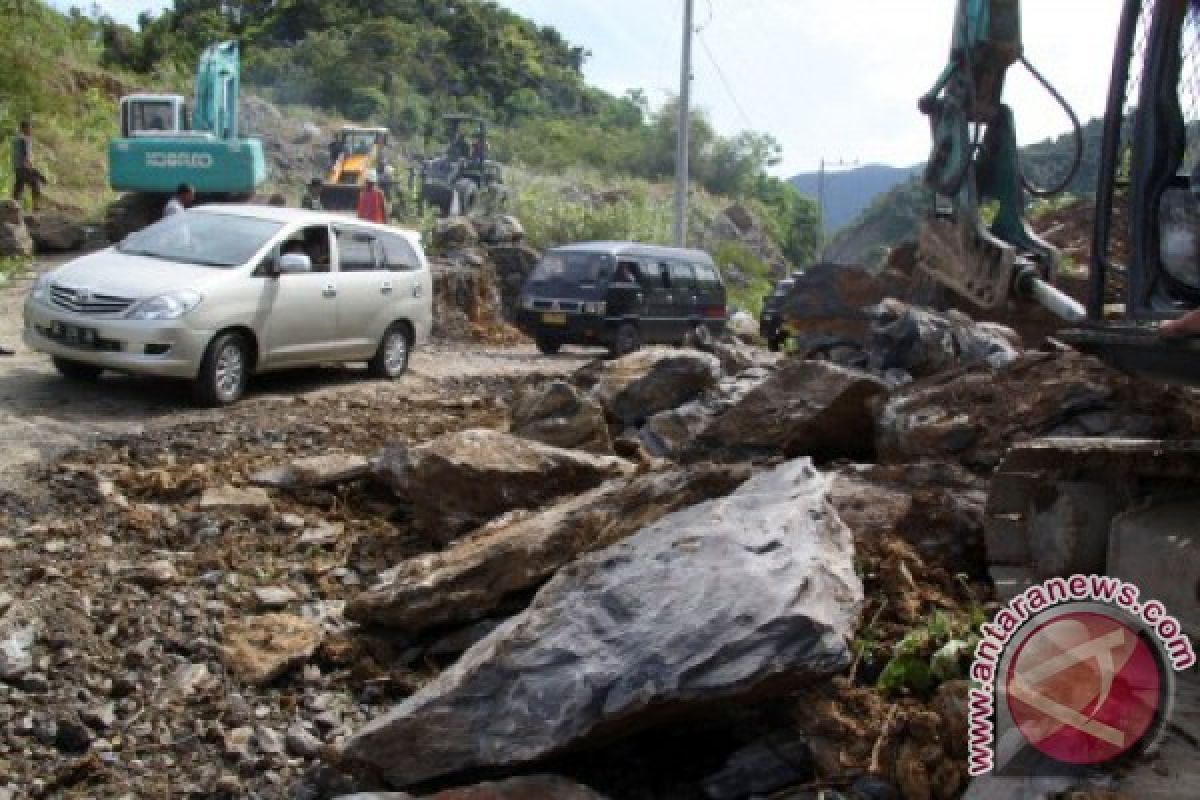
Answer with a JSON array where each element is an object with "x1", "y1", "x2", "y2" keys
[{"x1": 696, "y1": 31, "x2": 754, "y2": 130}]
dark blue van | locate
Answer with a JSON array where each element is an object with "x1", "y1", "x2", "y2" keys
[{"x1": 516, "y1": 241, "x2": 728, "y2": 356}]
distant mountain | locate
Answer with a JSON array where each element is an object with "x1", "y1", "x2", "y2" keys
[
  {"x1": 790, "y1": 163, "x2": 922, "y2": 233},
  {"x1": 822, "y1": 117, "x2": 1111, "y2": 267}
]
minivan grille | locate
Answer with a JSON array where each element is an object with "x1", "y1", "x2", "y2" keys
[
  {"x1": 532, "y1": 299, "x2": 581, "y2": 312},
  {"x1": 50, "y1": 284, "x2": 135, "y2": 315}
]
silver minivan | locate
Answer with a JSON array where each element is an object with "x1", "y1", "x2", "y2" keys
[{"x1": 23, "y1": 205, "x2": 433, "y2": 405}]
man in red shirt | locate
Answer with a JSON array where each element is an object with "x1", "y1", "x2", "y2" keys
[{"x1": 357, "y1": 172, "x2": 386, "y2": 223}]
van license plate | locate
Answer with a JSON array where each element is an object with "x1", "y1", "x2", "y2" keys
[
  {"x1": 51, "y1": 322, "x2": 99, "y2": 347},
  {"x1": 542, "y1": 313, "x2": 567, "y2": 325}
]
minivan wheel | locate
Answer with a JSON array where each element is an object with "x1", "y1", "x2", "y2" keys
[
  {"x1": 611, "y1": 323, "x2": 640, "y2": 358},
  {"x1": 368, "y1": 324, "x2": 411, "y2": 379},
  {"x1": 535, "y1": 336, "x2": 562, "y2": 355},
  {"x1": 193, "y1": 332, "x2": 250, "y2": 407},
  {"x1": 53, "y1": 357, "x2": 103, "y2": 382}
]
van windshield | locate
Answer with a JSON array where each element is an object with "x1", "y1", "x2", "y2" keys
[
  {"x1": 118, "y1": 212, "x2": 284, "y2": 267},
  {"x1": 531, "y1": 252, "x2": 614, "y2": 284}
]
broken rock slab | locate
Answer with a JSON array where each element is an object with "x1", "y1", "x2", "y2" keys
[
  {"x1": 509, "y1": 380, "x2": 613, "y2": 454},
  {"x1": 333, "y1": 777, "x2": 605, "y2": 800},
  {"x1": 697, "y1": 360, "x2": 887, "y2": 461},
  {"x1": 341, "y1": 458, "x2": 862, "y2": 788},
  {"x1": 221, "y1": 613, "x2": 323, "y2": 686},
  {"x1": 868, "y1": 299, "x2": 1021, "y2": 378},
  {"x1": 371, "y1": 428, "x2": 634, "y2": 542},
  {"x1": 251, "y1": 454, "x2": 370, "y2": 490},
  {"x1": 199, "y1": 486, "x2": 272, "y2": 517},
  {"x1": 777, "y1": 262, "x2": 913, "y2": 348},
  {"x1": 589, "y1": 348, "x2": 722, "y2": 425},
  {"x1": 875, "y1": 350, "x2": 1198, "y2": 467},
  {"x1": 24, "y1": 212, "x2": 86, "y2": 253},
  {"x1": 638, "y1": 367, "x2": 773, "y2": 459},
  {"x1": 346, "y1": 463, "x2": 753, "y2": 632}
]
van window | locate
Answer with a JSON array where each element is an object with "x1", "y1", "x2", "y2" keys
[
  {"x1": 382, "y1": 233, "x2": 421, "y2": 271},
  {"x1": 531, "y1": 252, "x2": 614, "y2": 284},
  {"x1": 669, "y1": 262, "x2": 695, "y2": 288},
  {"x1": 615, "y1": 260, "x2": 641, "y2": 283},
  {"x1": 336, "y1": 229, "x2": 380, "y2": 271},
  {"x1": 693, "y1": 262, "x2": 720, "y2": 286},
  {"x1": 648, "y1": 262, "x2": 668, "y2": 288}
]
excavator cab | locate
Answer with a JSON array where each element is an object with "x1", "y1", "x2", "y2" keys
[
  {"x1": 1058, "y1": 0, "x2": 1200, "y2": 384},
  {"x1": 120, "y1": 95, "x2": 189, "y2": 137}
]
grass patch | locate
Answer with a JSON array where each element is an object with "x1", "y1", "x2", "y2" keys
[
  {"x1": 716, "y1": 241, "x2": 772, "y2": 316},
  {"x1": 0, "y1": 255, "x2": 32, "y2": 287}
]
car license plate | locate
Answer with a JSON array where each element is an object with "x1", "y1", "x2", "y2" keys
[
  {"x1": 50, "y1": 321, "x2": 99, "y2": 347},
  {"x1": 542, "y1": 313, "x2": 567, "y2": 326}
]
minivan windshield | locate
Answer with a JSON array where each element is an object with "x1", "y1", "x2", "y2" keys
[
  {"x1": 118, "y1": 212, "x2": 284, "y2": 268},
  {"x1": 530, "y1": 252, "x2": 614, "y2": 284}
]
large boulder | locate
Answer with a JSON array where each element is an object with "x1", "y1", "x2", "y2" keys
[
  {"x1": 510, "y1": 381, "x2": 612, "y2": 454},
  {"x1": 682, "y1": 324, "x2": 772, "y2": 376},
  {"x1": 590, "y1": 348, "x2": 722, "y2": 425},
  {"x1": 868, "y1": 299, "x2": 1021, "y2": 378},
  {"x1": 639, "y1": 368, "x2": 772, "y2": 458},
  {"x1": 0, "y1": 199, "x2": 21, "y2": 225},
  {"x1": 697, "y1": 360, "x2": 888, "y2": 461},
  {"x1": 472, "y1": 214, "x2": 524, "y2": 245},
  {"x1": 0, "y1": 208, "x2": 33, "y2": 258},
  {"x1": 341, "y1": 458, "x2": 862, "y2": 788},
  {"x1": 432, "y1": 217, "x2": 479, "y2": 251},
  {"x1": 777, "y1": 263, "x2": 912, "y2": 348},
  {"x1": 333, "y1": 776, "x2": 606, "y2": 800},
  {"x1": 24, "y1": 212, "x2": 86, "y2": 253},
  {"x1": 876, "y1": 350, "x2": 1200, "y2": 467},
  {"x1": 488, "y1": 243, "x2": 540, "y2": 321},
  {"x1": 371, "y1": 429, "x2": 634, "y2": 542},
  {"x1": 346, "y1": 464, "x2": 753, "y2": 632}
]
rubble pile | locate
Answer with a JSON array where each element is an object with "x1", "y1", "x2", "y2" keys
[
  {"x1": 429, "y1": 213, "x2": 539, "y2": 343},
  {"x1": 2, "y1": 296, "x2": 1199, "y2": 799}
]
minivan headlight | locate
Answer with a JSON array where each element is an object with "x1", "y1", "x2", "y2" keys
[
  {"x1": 30, "y1": 273, "x2": 52, "y2": 303},
  {"x1": 125, "y1": 290, "x2": 203, "y2": 321},
  {"x1": 583, "y1": 301, "x2": 606, "y2": 315}
]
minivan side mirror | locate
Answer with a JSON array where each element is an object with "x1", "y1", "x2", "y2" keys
[{"x1": 277, "y1": 253, "x2": 313, "y2": 274}]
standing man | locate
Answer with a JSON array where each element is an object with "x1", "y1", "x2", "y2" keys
[
  {"x1": 356, "y1": 172, "x2": 386, "y2": 223},
  {"x1": 11, "y1": 118, "x2": 43, "y2": 212},
  {"x1": 302, "y1": 178, "x2": 324, "y2": 211},
  {"x1": 163, "y1": 183, "x2": 194, "y2": 217}
]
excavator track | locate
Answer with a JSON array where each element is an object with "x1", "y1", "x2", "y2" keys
[{"x1": 984, "y1": 437, "x2": 1200, "y2": 600}]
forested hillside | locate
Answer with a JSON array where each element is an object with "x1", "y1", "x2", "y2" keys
[{"x1": 0, "y1": 0, "x2": 817, "y2": 273}]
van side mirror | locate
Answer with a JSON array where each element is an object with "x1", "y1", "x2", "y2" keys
[{"x1": 277, "y1": 253, "x2": 313, "y2": 274}]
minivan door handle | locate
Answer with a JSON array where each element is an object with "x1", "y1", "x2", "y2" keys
[
  {"x1": 323, "y1": 283, "x2": 337, "y2": 298},
  {"x1": 380, "y1": 280, "x2": 393, "y2": 294},
  {"x1": 413, "y1": 284, "x2": 423, "y2": 298}
]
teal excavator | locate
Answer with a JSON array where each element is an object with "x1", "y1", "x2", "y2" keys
[
  {"x1": 918, "y1": 5, "x2": 1200, "y2": 784},
  {"x1": 104, "y1": 41, "x2": 267, "y2": 242}
]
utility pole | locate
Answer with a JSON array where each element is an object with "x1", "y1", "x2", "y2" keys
[
  {"x1": 816, "y1": 157, "x2": 858, "y2": 259},
  {"x1": 673, "y1": 0, "x2": 695, "y2": 248}
]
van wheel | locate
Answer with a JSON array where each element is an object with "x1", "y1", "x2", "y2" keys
[
  {"x1": 611, "y1": 323, "x2": 640, "y2": 358},
  {"x1": 368, "y1": 323, "x2": 411, "y2": 379},
  {"x1": 53, "y1": 357, "x2": 103, "y2": 382},
  {"x1": 193, "y1": 331, "x2": 250, "y2": 407},
  {"x1": 535, "y1": 336, "x2": 562, "y2": 355}
]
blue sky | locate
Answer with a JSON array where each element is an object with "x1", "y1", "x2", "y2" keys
[{"x1": 57, "y1": 0, "x2": 1125, "y2": 177}]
